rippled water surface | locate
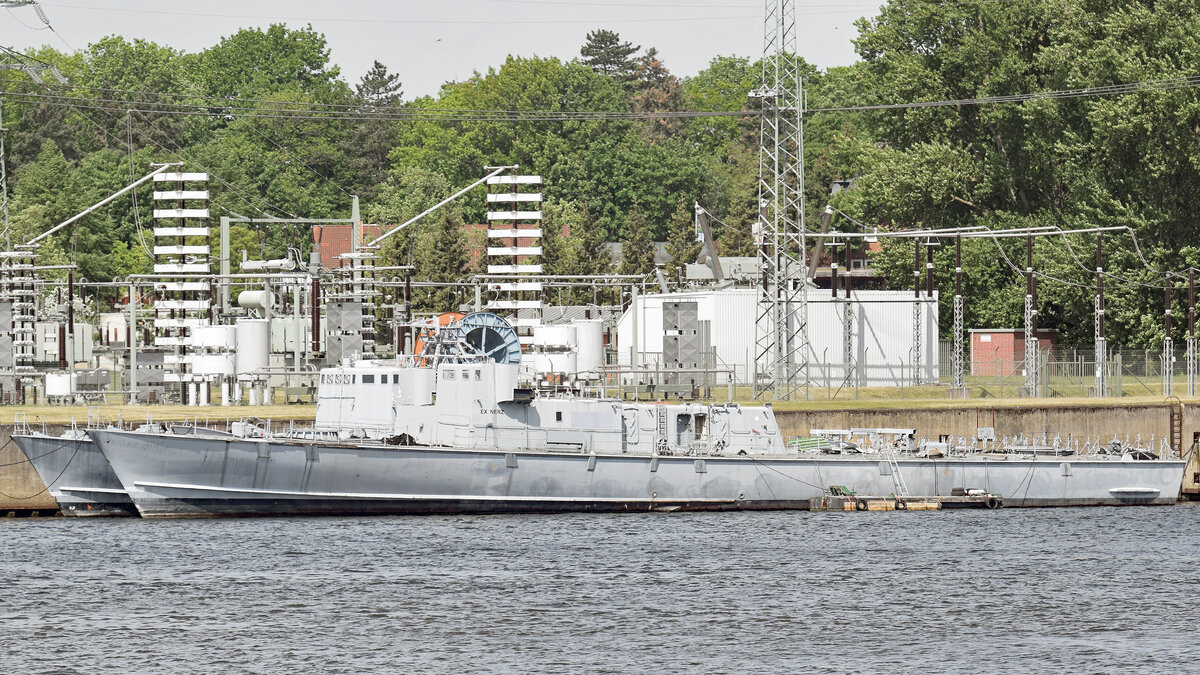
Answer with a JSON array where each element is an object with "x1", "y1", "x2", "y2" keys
[{"x1": 2, "y1": 507, "x2": 1198, "y2": 673}]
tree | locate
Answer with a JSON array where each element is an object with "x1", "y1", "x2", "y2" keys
[
  {"x1": 631, "y1": 48, "x2": 683, "y2": 137},
  {"x1": 681, "y1": 55, "x2": 757, "y2": 151},
  {"x1": 344, "y1": 60, "x2": 404, "y2": 194},
  {"x1": 370, "y1": 166, "x2": 460, "y2": 270},
  {"x1": 411, "y1": 209, "x2": 471, "y2": 312},
  {"x1": 848, "y1": 0, "x2": 1200, "y2": 344},
  {"x1": 580, "y1": 29, "x2": 639, "y2": 83},
  {"x1": 356, "y1": 60, "x2": 403, "y2": 104},
  {"x1": 199, "y1": 24, "x2": 349, "y2": 102},
  {"x1": 664, "y1": 201, "x2": 701, "y2": 271},
  {"x1": 569, "y1": 204, "x2": 613, "y2": 277},
  {"x1": 619, "y1": 205, "x2": 655, "y2": 276},
  {"x1": 109, "y1": 240, "x2": 152, "y2": 278},
  {"x1": 539, "y1": 199, "x2": 580, "y2": 276}
]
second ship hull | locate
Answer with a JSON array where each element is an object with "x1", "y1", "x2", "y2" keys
[
  {"x1": 89, "y1": 429, "x2": 1184, "y2": 518},
  {"x1": 13, "y1": 434, "x2": 137, "y2": 517}
]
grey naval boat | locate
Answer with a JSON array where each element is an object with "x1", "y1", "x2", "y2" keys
[
  {"x1": 13, "y1": 428, "x2": 138, "y2": 517},
  {"x1": 87, "y1": 314, "x2": 1185, "y2": 518},
  {"x1": 13, "y1": 422, "x2": 237, "y2": 517}
]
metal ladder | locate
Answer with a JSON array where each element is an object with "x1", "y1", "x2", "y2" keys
[
  {"x1": 655, "y1": 406, "x2": 669, "y2": 451},
  {"x1": 884, "y1": 446, "x2": 910, "y2": 496},
  {"x1": 1168, "y1": 397, "x2": 1183, "y2": 457}
]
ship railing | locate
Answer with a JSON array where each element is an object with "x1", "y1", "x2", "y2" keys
[{"x1": 11, "y1": 411, "x2": 30, "y2": 436}]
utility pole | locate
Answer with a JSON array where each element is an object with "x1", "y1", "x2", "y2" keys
[
  {"x1": 1094, "y1": 232, "x2": 1106, "y2": 397},
  {"x1": 911, "y1": 240, "x2": 922, "y2": 385},
  {"x1": 951, "y1": 234, "x2": 965, "y2": 397},
  {"x1": 842, "y1": 242, "x2": 855, "y2": 391},
  {"x1": 1023, "y1": 234, "x2": 1038, "y2": 397},
  {"x1": 1163, "y1": 278, "x2": 1174, "y2": 396},
  {"x1": 1188, "y1": 270, "x2": 1196, "y2": 397}
]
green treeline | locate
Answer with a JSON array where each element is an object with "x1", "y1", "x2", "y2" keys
[{"x1": 3, "y1": 1, "x2": 1200, "y2": 346}]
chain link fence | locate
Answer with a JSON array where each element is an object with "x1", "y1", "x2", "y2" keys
[{"x1": 938, "y1": 341, "x2": 1191, "y2": 399}]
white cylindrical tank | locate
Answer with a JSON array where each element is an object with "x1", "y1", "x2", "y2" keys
[
  {"x1": 235, "y1": 318, "x2": 269, "y2": 377},
  {"x1": 191, "y1": 353, "x2": 236, "y2": 376},
  {"x1": 532, "y1": 352, "x2": 578, "y2": 375},
  {"x1": 45, "y1": 372, "x2": 74, "y2": 397},
  {"x1": 574, "y1": 320, "x2": 604, "y2": 375},
  {"x1": 191, "y1": 325, "x2": 237, "y2": 350},
  {"x1": 237, "y1": 290, "x2": 271, "y2": 311},
  {"x1": 532, "y1": 324, "x2": 577, "y2": 348}
]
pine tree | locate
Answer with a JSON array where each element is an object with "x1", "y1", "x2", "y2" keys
[
  {"x1": 539, "y1": 200, "x2": 577, "y2": 276},
  {"x1": 664, "y1": 201, "x2": 701, "y2": 271},
  {"x1": 571, "y1": 205, "x2": 613, "y2": 276},
  {"x1": 412, "y1": 210, "x2": 470, "y2": 311},
  {"x1": 632, "y1": 47, "x2": 683, "y2": 137},
  {"x1": 346, "y1": 61, "x2": 404, "y2": 194},
  {"x1": 356, "y1": 60, "x2": 404, "y2": 105},
  {"x1": 579, "y1": 29, "x2": 639, "y2": 83},
  {"x1": 619, "y1": 205, "x2": 655, "y2": 276}
]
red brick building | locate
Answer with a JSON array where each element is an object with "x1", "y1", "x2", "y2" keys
[
  {"x1": 312, "y1": 223, "x2": 383, "y2": 268},
  {"x1": 970, "y1": 328, "x2": 1058, "y2": 376}
]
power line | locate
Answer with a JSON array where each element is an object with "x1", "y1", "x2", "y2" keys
[
  {"x1": 809, "y1": 75, "x2": 1200, "y2": 113},
  {"x1": 37, "y1": 3, "x2": 761, "y2": 25},
  {"x1": 8, "y1": 72, "x2": 1200, "y2": 125},
  {"x1": 129, "y1": 108, "x2": 300, "y2": 219},
  {"x1": 35, "y1": 81, "x2": 753, "y2": 116},
  {"x1": 0, "y1": 90, "x2": 760, "y2": 122},
  {"x1": 238, "y1": 120, "x2": 353, "y2": 197}
]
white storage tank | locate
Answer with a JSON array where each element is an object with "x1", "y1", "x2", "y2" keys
[
  {"x1": 45, "y1": 372, "x2": 75, "y2": 397},
  {"x1": 237, "y1": 290, "x2": 271, "y2": 311},
  {"x1": 191, "y1": 325, "x2": 237, "y2": 350},
  {"x1": 573, "y1": 319, "x2": 604, "y2": 376},
  {"x1": 235, "y1": 318, "x2": 269, "y2": 377},
  {"x1": 532, "y1": 324, "x2": 577, "y2": 348},
  {"x1": 532, "y1": 352, "x2": 578, "y2": 375},
  {"x1": 191, "y1": 353, "x2": 236, "y2": 376}
]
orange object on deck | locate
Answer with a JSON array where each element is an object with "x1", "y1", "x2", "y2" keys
[{"x1": 413, "y1": 311, "x2": 465, "y2": 364}]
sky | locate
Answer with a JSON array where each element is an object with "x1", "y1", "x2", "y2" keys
[{"x1": 5, "y1": 0, "x2": 880, "y2": 98}]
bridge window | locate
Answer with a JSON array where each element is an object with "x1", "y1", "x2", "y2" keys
[
  {"x1": 362, "y1": 374, "x2": 375, "y2": 384},
  {"x1": 446, "y1": 370, "x2": 455, "y2": 380},
  {"x1": 475, "y1": 370, "x2": 482, "y2": 381}
]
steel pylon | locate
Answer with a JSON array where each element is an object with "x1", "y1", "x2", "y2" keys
[{"x1": 752, "y1": 0, "x2": 809, "y2": 400}]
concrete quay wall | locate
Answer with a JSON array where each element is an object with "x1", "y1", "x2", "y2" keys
[
  {"x1": 0, "y1": 426, "x2": 62, "y2": 513},
  {"x1": 775, "y1": 403, "x2": 1193, "y2": 445}
]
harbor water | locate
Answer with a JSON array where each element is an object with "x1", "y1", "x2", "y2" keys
[{"x1": 2, "y1": 507, "x2": 1198, "y2": 672}]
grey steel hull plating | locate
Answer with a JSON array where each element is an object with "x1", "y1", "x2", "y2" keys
[
  {"x1": 89, "y1": 429, "x2": 1184, "y2": 518},
  {"x1": 12, "y1": 434, "x2": 137, "y2": 517}
]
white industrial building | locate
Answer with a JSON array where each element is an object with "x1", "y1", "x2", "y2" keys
[{"x1": 615, "y1": 288, "x2": 938, "y2": 387}]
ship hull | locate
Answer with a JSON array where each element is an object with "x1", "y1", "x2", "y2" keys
[
  {"x1": 13, "y1": 434, "x2": 138, "y2": 517},
  {"x1": 89, "y1": 429, "x2": 1184, "y2": 518}
]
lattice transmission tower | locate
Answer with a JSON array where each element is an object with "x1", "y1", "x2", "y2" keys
[{"x1": 752, "y1": 0, "x2": 809, "y2": 400}]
